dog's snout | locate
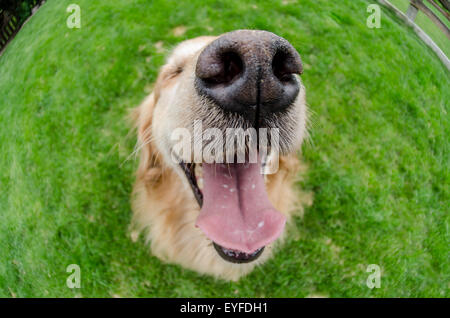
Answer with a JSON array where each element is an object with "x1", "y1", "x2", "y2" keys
[{"x1": 195, "y1": 30, "x2": 302, "y2": 121}]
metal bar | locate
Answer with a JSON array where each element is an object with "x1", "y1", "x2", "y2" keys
[
  {"x1": 426, "y1": 0, "x2": 450, "y2": 20},
  {"x1": 411, "y1": 0, "x2": 450, "y2": 39},
  {"x1": 406, "y1": 3, "x2": 419, "y2": 20}
]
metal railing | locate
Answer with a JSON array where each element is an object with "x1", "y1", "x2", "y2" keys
[
  {"x1": 406, "y1": 0, "x2": 450, "y2": 39},
  {"x1": 0, "y1": 0, "x2": 45, "y2": 53}
]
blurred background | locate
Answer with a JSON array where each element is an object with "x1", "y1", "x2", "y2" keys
[{"x1": 0, "y1": 0, "x2": 448, "y2": 297}]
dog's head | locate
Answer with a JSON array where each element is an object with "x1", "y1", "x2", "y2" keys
[{"x1": 134, "y1": 30, "x2": 307, "y2": 266}]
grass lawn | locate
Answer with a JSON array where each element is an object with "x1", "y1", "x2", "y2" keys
[{"x1": 0, "y1": 0, "x2": 448, "y2": 297}]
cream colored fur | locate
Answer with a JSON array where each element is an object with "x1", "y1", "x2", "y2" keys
[{"x1": 131, "y1": 35, "x2": 310, "y2": 281}]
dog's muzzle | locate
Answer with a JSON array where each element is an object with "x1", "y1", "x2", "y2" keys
[{"x1": 194, "y1": 29, "x2": 303, "y2": 124}]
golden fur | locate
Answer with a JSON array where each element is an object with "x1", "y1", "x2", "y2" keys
[{"x1": 130, "y1": 35, "x2": 311, "y2": 281}]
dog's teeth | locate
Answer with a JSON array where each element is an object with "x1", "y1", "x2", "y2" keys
[
  {"x1": 195, "y1": 164, "x2": 203, "y2": 178},
  {"x1": 197, "y1": 177, "x2": 204, "y2": 190}
]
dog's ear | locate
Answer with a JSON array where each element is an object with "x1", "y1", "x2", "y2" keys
[{"x1": 133, "y1": 93, "x2": 163, "y2": 185}]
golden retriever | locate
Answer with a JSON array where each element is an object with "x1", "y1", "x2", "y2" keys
[{"x1": 131, "y1": 30, "x2": 310, "y2": 281}]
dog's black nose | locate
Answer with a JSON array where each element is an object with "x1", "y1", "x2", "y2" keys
[{"x1": 195, "y1": 30, "x2": 302, "y2": 123}]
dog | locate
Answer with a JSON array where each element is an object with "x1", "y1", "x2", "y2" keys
[{"x1": 131, "y1": 30, "x2": 310, "y2": 281}]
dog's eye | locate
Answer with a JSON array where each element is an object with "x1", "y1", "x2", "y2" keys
[
  {"x1": 169, "y1": 66, "x2": 183, "y2": 78},
  {"x1": 175, "y1": 66, "x2": 183, "y2": 75}
]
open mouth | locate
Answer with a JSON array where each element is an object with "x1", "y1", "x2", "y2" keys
[{"x1": 179, "y1": 158, "x2": 286, "y2": 264}]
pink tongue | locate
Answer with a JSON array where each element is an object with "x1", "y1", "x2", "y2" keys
[{"x1": 195, "y1": 160, "x2": 286, "y2": 254}]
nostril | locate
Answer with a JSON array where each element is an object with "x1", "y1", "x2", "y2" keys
[
  {"x1": 202, "y1": 51, "x2": 243, "y2": 85},
  {"x1": 272, "y1": 49, "x2": 303, "y2": 82},
  {"x1": 272, "y1": 51, "x2": 290, "y2": 82}
]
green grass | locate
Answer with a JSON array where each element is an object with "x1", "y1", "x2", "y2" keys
[
  {"x1": 0, "y1": 0, "x2": 448, "y2": 297},
  {"x1": 389, "y1": 0, "x2": 450, "y2": 57}
]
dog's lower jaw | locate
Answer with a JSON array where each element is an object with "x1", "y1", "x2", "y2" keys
[
  {"x1": 131, "y1": 154, "x2": 304, "y2": 281},
  {"x1": 132, "y1": 177, "x2": 277, "y2": 281}
]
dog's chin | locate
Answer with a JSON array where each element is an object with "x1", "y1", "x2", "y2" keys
[
  {"x1": 179, "y1": 159, "x2": 285, "y2": 264},
  {"x1": 213, "y1": 243, "x2": 265, "y2": 264}
]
